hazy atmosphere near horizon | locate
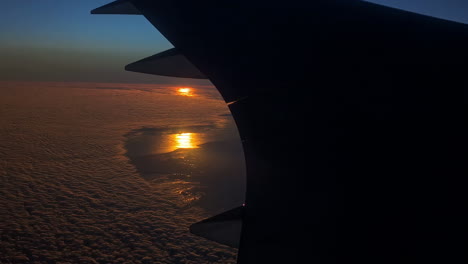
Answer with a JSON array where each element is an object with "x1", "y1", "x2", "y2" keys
[{"x1": 1, "y1": 0, "x2": 468, "y2": 263}]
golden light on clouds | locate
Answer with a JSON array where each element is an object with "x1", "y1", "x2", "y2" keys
[
  {"x1": 173, "y1": 133, "x2": 199, "y2": 149},
  {"x1": 177, "y1": 87, "x2": 194, "y2": 96}
]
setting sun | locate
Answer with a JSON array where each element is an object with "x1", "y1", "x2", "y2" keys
[{"x1": 177, "y1": 87, "x2": 194, "y2": 97}]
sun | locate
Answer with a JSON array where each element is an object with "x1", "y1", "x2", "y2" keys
[{"x1": 177, "y1": 87, "x2": 194, "y2": 96}]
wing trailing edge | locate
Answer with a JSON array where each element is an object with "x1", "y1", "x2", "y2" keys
[
  {"x1": 91, "y1": 0, "x2": 141, "y2": 15},
  {"x1": 125, "y1": 48, "x2": 207, "y2": 79},
  {"x1": 189, "y1": 206, "x2": 243, "y2": 248},
  {"x1": 92, "y1": 5, "x2": 206, "y2": 79}
]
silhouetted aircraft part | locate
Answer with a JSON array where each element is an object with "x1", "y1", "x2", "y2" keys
[
  {"x1": 125, "y1": 48, "x2": 207, "y2": 79},
  {"x1": 91, "y1": 0, "x2": 140, "y2": 15},
  {"x1": 92, "y1": 1, "x2": 467, "y2": 264},
  {"x1": 189, "y1": 206, "x2": 243, "y2": 248}
]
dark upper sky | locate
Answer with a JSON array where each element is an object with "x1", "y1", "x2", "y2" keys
[
  {"x1": 1, "y1": 0, "x2": 468, "y2": 83},
  {"x1": 366, "y1": 0, "x2": 468, "y2": 23}
]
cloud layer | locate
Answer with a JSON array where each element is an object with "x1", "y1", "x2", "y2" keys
[{"x1": 0, "y1": 82, "x2": 243, "y2": 263}]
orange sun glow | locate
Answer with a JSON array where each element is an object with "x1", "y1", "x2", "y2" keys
[{"x1": 177, "y1": 87, "x2": 194, "y2": 96}]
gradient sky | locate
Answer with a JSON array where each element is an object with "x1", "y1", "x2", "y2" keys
[
  {"x1": 0, "y1": 0, "x2": 175, "y2": 83},
  {"x1": 1, "y1": 0, "x2": 468, "y2": 83}
]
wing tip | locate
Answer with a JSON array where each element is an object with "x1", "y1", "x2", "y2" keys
[{"x1": 91, "y1": 0, "x2": 141, "y2": 15}]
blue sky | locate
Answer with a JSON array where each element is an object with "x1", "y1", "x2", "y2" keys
[
  {"x1": 0, "y1": 0, "x2": 169, "y2": 54},
  {"x1": 365, "y1": 0, "x2": 468, "y2": 23},
  {"x1": 1, "y1": 0, "x2": 468, "y2": 83}
]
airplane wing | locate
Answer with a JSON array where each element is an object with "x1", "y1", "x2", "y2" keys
[{"x1": 92, "y1": 1, "x2": 467, "y2": 263}]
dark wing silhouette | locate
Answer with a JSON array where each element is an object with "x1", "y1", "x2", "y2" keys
[{"x1": 92, "y1": 1, "x2": 467, "y2": 263}]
